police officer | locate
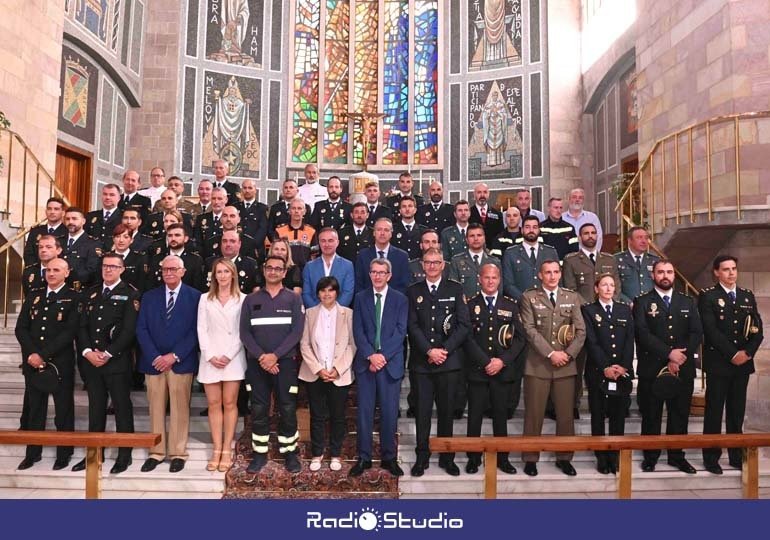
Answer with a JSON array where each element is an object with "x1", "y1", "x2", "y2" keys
[
  {"x1": 118, "y1": 170, "x2": 152, "y2": 221},
  {"x1": 149, "y1": 224, "x2": 206, "y2": 291},
  {"x1": 392, "y1": 196, "x2": 427, "y2": 260},
  {"x1": 201, "y1": 206, "x2": 259, "y2": 261},
  {"x1": 144, "y1": 189, "x2": 195, "y2": 242},
  {"x1": 363, "y1": 181, "x2": 391, "y2": 229},
  {"x1": 204, "y1": 231, "x2": 262, "y2": 294},
  {"x1": 634, "y1": 259, "x2": 703, "y2": 474},
  {"x1": 85, "y1": 184, "x2": 123, "y2": 243},
  {"x1": 22, "y1": 235, "x2": 63, "y2": 296},
  {"x1": 440, "y1": 200, "x2": 471, "y2": 260},
  {"x1": 193, "y1": 187, "x2": 228, "y2": 248},
  {"x1": 386, "y1": 172, "x2": 424, "y2": 220},
  {"x1": 407, "y1": 248, "x2": 470, "y2": 477},
  {"x1": 699, "y1": 255, "x2": 764, "y2": 474},
  {"x1": 15, "y1": 258, "x2": 80, "y2": 470},
  {"x1": 23, "y1": 197, "x2": 67, "y2": 265},
  {"x1": 113, "y1": 208, "x2": 153, "y2": 254},
  {"x1": 310, "y1": 176, "x2": 351, "y2": 231},
  {"x1": 110, "y1": 224, "x2": 149, "y2": 292},
  {"x1": 62, "y1": 207, "x2": 102, "y2": 292},
  {"x1": 464, "y1": 264, "x2": 525, "y2": 475},
  {"x1": 234, "y1": 179, "x2": 269, "y2": 251},
  {"x1": 268, "y1": 179, "x2": 311, "y2": 232},
  {"x1": 72, "y1": 253, "x2": 139, "y2": 474},
  {"x1": 337, "y1": 202, "x2": 373, "y2": 265},
  {"x1": 240, "y1": 255, "x2": 305, "y2": 473},
  {"x1": 417, "y1": 181, "x2": 455, "y2": 233},
  {"x1": 502, "y1": 215, "x2": 559, "y2": 300},
  {"x1": 448, "y1": 223, "x2": 500, "y2": 300},
  {"x1": 615, "y1": 226, "x2": 660, "y2": 304}
]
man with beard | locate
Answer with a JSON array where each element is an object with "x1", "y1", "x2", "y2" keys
[
  {"x1": 310, "y1": 175, "x2": 351, "y2": 231},
  {"x1": 386, "y1": 172, "x2": 424, "y2": 220},
  {"x1": 24, "y1": 197, "x2": 67, "y2": 265},
  {"x1": 417, "y1": 180, "x2": 455, "y2": 233},
  {"x1": 634, "y1": 260, "x2": 703, "y2": 474},
  {"x1": 337, "y1": 202, "x2": 374, "y2": 264},
  {"x1": 149, "y1": 224, "x2": 205, "y2": 291},
  {"x1": 502, "y1": 215, "x2": 558, "y2": 300},
  {"x1": 297, "y1": 163, "x2": 328, "y2": 212},
  {"x1": 363, "y1": 181, "x2": 392, "y2": 229},
  {"x1": 470, "y1": 183, "x2": 503, "y2": 240},
  {"x1": 62, "y1": 207, "x2": 102, "y2": 291},
  {"x1": 440, "y1": 200, "x2": 471, "y2": 260},
  {"x1": 563, "y1": 188, "x2": 603, "y2": 252},
  {"x1": 391, "y1": 196, "x2": 427, "y2": 260}
]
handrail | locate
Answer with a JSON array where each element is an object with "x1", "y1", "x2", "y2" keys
[
  {"x1": 0, "y1": 430, "x2": 161, "y2": 499},
  {"x1": 431, "y1": 433, "x2": 770, "y2": 499}
]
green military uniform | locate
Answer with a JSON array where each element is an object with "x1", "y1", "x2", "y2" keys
[
  {"x1": 615, "y1": 250, "x2": 660, "y2": 303},
  {"x1": 440, "y1": 225, "x2": 468, "y2": 261},
  {"x1": 448, "y1": 251, "x2": 501, "y2": 299}
]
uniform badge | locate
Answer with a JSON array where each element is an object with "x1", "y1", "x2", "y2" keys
[
  {"x1": 28, "y1": 273, "x2": 34, "y2": 283},
  {"x1": 95, "y1": 248, "x2": 102, "y2": 256},
  {"x1": 647, "y1": 265, "x2": 653, "y2": 271},
  {"x1": 595, "y1": 313, "x2": 602, "y2": 322},
  {"x1": 396, "y1": 233, "x2": 402, "y2": 239},
  {"x1": 152, "y1": 221, "x2": 158, "y2": 228},
  {"x1": 201, "y1": 219, "x2": 207, "y2": 225},
  {"x1": 649, "y1": 303, "x2": 659, "y2": 317},
  {"x1": 213, "y1": 243, "x2": 219, "y2": 250},
  {"x1": 33, "y1": 296, "x2": 40, "y2": 305},
  {"x1": 239, "y1": 270, "x2": 246, "y2": 277},
  {"x1": 425, "y1": 211, "x2": 431, "y2": 217},
  {"x1": 57, "y1": 312, "x2": 63, "y2": 321},
  {"x1": 91, "y1": 216, "x2": 97, "y2": 223},
  {"x1": 416, "y1": 295, "x2": 423, "y2": 304},
  {"x1": 474, "y1": 305, "x2": 481, "y2": 315},
  {"x1": 275, "y1": 211, "x2": 281, "y2": 217},
  {"x1": 579, "y1": 274, "x2": 585, "y2": 284},
  {"x1": 320, "y1": 208, "x2": 326, "y2": 213},
  {"x1": 718, "y1": 298, "x2": 725, "y2": 307},
  {"x1": 344, "y1": 235, "x2": 350, "y2": 241},
  {"x1": 90, "y1": 292, "x2": 98, "y2": 299}
]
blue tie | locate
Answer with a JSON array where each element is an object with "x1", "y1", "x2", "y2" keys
[
  {"x1": 662, "y1": 295, "x2": 670, "y2": 310},
  {"x1": 374, "y1": 293, "x2": 382, "y2": 351},
  {"x1": 728, "y1": 291, "x2": 736, "y2": 303},
  {"x1": 167, "y1": 291, "x2": 175, "y2": 320},
  {"x1": 605, "y1": 304, "x2": 612, "y2": 318},
  {"x1": 377, "y1": 250, "x2": 385, "y2": 259},
  {"x1": 486, "y1": 296, "x2": 495, "y2": 312}
]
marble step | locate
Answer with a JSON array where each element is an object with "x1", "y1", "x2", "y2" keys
[
  {"x1": 0, "y1": 412, "x2": 223, "y2": 432},
  {"x1": 0, "y1": 387, "x2": 213, "y2": 408},
  {"x1": 0, "y1": 487, "x2": 222, "y2": 499}
]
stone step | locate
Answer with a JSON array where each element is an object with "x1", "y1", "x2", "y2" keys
[{"x1": 0, "y1": 487, "x2": 222, "y2": 499}]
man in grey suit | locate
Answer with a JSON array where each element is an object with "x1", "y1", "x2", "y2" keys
[{"x1": 502, "y1": 215, "x2": 558, "y2": 300}]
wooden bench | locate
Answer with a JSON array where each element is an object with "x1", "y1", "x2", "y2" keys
[
  {"x1": 0, "y1": 430, "x2": 160, "y2": 499},
  {"x1": 430, "y1": 433, "x2": 770, "y2": 499}
]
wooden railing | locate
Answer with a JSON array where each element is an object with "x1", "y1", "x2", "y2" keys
[
  {"x1": 430, "y1": 433, "x2": 770, "y2": 499},
  {"x1": 0, "y1": 430, "x2": 160, "y2": 499}
]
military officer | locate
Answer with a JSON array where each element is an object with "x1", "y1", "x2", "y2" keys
[
  {"x1": 448, "y1": 223, "x2": 500, "y2": 300},
  {"x1": 110, "y1": 208, "x2": 153, "y2": 254},
  {"x1": 268, "y1": 179, "x2": 311, "y2": 232},
  {"x1": 109, "y1": 224, "x2": 149, "y2": 292},
  {"x1": 519, "y1": 260, "x2": 586, "y2": 477},
  {"x1": 385, "y1": 172, "x2": 424, "y2": 220},
  {"x1": 310, "y1": 176, "x2": 351, "y2": 231},
  {"x1": 392, "y1": 196, "x2": 427, "y2": 260},
  {"x1": 22, "y1": 235, "x2": 63, "y2": 296},
  {"x1": 502, "y1": 215, "x2": 559, "y2": 300},
  {"x1": 72, "y1": 253, "x2": 139, "y2": 474},
  {"x1": 417, "y1": 181, "x2": 455, "y2": 233},
  {"x1": 233, "y1": 179, "x2": 269, "y2": 250},
  {"x1": 15, "y1": 258, "x2": 80, "y2": 470},
  {"x1": 337, "y1": 202, "x2": 373, "y2": 265},
  {"x1": 204, "y1": 231, "x2": 263, "y2": 293},
  {"x1": 85, "y1": 184, "x2": 123, "y2": 244},
  {"x1": 144, "y1": 188, "x2": 195, "y2": 241},
  {"x1": 463, "y1": 264, "x2": 525, "y2": 475},
  {"x1": 634, "y1": 259, "x2": 703, "y2": 474},
  {"x1": 118, "y1": 170, "x2": 152, "y2": 220},
  {"x1": 407, "y1": 248, "x2": 470, "y2": 477},
  {"x1": 150, "y1": 176, "x2": 195, "y2": 214},
  {"x1": 193, "y1": 187, "x2": 228, "y2": 247},
  {"x1": 615, "y1": 226, "x2": 660, "y2": 304},
  {"x1": 211, "y1": 159, "x2": 242, "y2": 205},
  {"x1": 440, "y1": 200, "x2": 471, "y2": 260},
  {"x1": 363, "y1": 181, "x2": 392, "y2": 229},
  {"x1": 23, "y1": 197, "x2": 67, "y2": 265},
  {"x1": 201, "y1": 206, "x2": 259, "y2": 261},
  {"x1": 62, "y1": 207, "x2": 102, "y2": 292},
  {"x1": 148, "y1": 224, "x2": 206, "y2": 291},
  {"x1": 699, "y1": 255, "x2": 764, "y2": 474}
]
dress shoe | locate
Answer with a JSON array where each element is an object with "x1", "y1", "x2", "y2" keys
[
  {"x1": 52, "y1": 457, "x2": 71, "y2": 471},
  {"x1": 555, "y1": 460, "x2": 577, "y2": 476},
  {"x1": 17, "y1": 456, "x2": 41, "y2": 470},
  {"x1": 498, "y1": 460, "x2": 517, "y2": 475},
  {"x1": 141, "y1": 458, "x2": 163, "y2": 472},
  {"x1": 465, "y1": 458, "x2": 481, "y2": 474},
  {"x1": 704, "y1": 462, "x2": 723, "y2": 475},
  {"x1": 597, "y1": 462, "x2": 610, "y2": 475},
  {"x1": 349, "y1": 458, "x2": 372, "y2": 477},
  {"x1": 439, "y1": 460, "x2": 460, "y2": 476},
  {"x1": 729, "y1": 459, "x2": 743, "y2": 470},
  {"x1": 110, "y1": 458, "x2": 132, "y2": 474},
  {"x1": 406, "y1": 408, "x2": 416, "y2": 418},
  {"x1": 284, "y1": 452, "x2": 301, "y2": 473},
  {"x1": 71, "y1": 458, "x2": 86, "y2": 472},
  {"x1": 544, "y1": 410, "x2": 557, "y2": 420},
  {"x1": 169, "y1": 458, "x2": 186, "y2": 473},
  {"x1": 453, "y1": 410, "x2": 464, "y2": 420},
  {"x1": 573, "y1": 408, "x2": 580, "y2": 420},
  {"x1": 247, "y1": 454, "x2": 267, "y2": 473},
  {"x1": 668, "y1": 458, "x2": 696, "y2": 474},
  {"x1": 410, "y1": 460, "x2": 429, "y2": 477},
  {"x1": 523, "y1": 462, "x2": 538, "y2": 476},
  {"x1": 381, "y1": 459, "x2": 404, "y2": 476},
  {"x1": 641, "y1": 459, "x2": 656, "y2": 472},
  {"x1": 106, "y1": 405, "x2": 115, "y2": 415},
  {"x1": 608, "y1": 460, "x2": 618, "y2": 474}
]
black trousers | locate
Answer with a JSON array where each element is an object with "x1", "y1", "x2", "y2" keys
[
  {"x1": 467, "y1": 378, "x2": 513, "y2": 462},
  {"x1": 637, "y1": 376, "x2": 694, "y2": 462},
  {"x1": 414, "y1": 369, "x2": 459, "y2": 462},
  {"x1": 703, "y1": 372, "x2": 750, "y2": 466},
  {"x1": 247, "y1": 361, "x2": 298, "y2": 455},
  {"x1": 24, "y1": 373, "x2": 75, "y2": 460},
  {"x1": 85, "y1": 369, "x2": 135, "y2": 461},
  {"x1": 585, "y1": 366, "x2": 626, "y2": 463},
  {"x1": 305, "y1": 379, "x2": 350, "y2": 457}
]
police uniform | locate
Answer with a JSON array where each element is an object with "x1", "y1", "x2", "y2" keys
[
  {"x1": 145, "y1": 211, "x2": 195, "y2": 242},
  {"x1": 23, "y1": 223, "x2": 67, "y2": 265},
  {"x1": 151, "y1": 197, "x2": 196, "y2": 215},
  {"x1": 633, "y1": 289, "x2": 703, "y2": 465},
  {"x1": 148, "y1": 246, "x2": 206, "y2": 292},
  {"x1": 118, "y1": 192, "x2": 152, "y2": 221},
  {"x1": 699, "y1": 284, "x2": 764, "y2": 468},
  {"x1": 85, "y1": 209, "x2": 123, "y2": 243},
  {"x1": 440, "y1": 225, "x2": 468, "y2": 261},
  {"x1": 22, "y1": 263, "x2": 50, "y2": 296},
  {"x1": 407, "y1": 257, "x2": 450, "y2": 286},
  {"x1": 539, "y1": 217, "x2": 578, "y2": 260},
  {"x1": 470, "y1": 205, "x2": 504, "y2": 240},
  {"x1": 464, "y1": 293, "x2": 526, "y2": 467},
  {"x1": 386, "y1": 193, "x2": 424, "y2": 220},
  {"x1": 417, "y1": 202, "x2": 455, "y2": 233},
  {"x1": 310, "y1": 199, "x2": 351, "y2": 231},
  {"x1": 114, "y1": 249, "x2": 149, "y2": 292},
  {"x1": 205, "y1": 255, "x2": 263, "y2": 294},
  {"x1": 519, "y1": 286, "x2": 586, "y2": 464},
  {"x1": 240, "y1": 288, "x2": 304, "y2": 459},
  {"x1": 364, "y1": 202, "x2": 392, "y2": 229},
  {"x1": 448, "y1": 251, "x2": 500, "y2": 300},
  {"x1": 336, "y1": 225, "x2": 373, "y2": 265},
  {"x1": 407, "y1": 279, "x2": 470, "y2": 468},
  {"x1": 488, "y1": 230, "x2": 521, "y2": 259},
  {"x1": 104, "y1": 232, "x2": 154, "y2": 255},
  {"x1": 202, "y1": 231, "x2": 260, "y2": 261},
  {"x1": 235, "y1": 200, "x2": 269, "y2": 249},
  {"x1": 615, "y1": 250, "x2": 660, "y2": 304},
  {"x1": 62, "y1": 233, "x2": 103, "y2": 291},
  {"x1": 77, "y1": 281, "x2": 140, "y2": 465},
  {"x1": 192, "y1": 211, "x2": 223, "y2": 248},
  {"x1": 391, "y1": 221, "x2": 427, "y2": 260},
  {"x1": 214, "y1": 180, "x2": 242, "y2": 205},
  {"x1": 15, "y1": 286, "x2": 80, "y2": 464}
]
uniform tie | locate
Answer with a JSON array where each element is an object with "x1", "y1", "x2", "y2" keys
[
  {"x1": 103, "y1": 287, "x2": 111, "y2": 299},
  {"x1": 68, "y1": 237, "x2": 74, "y2": 248},
  {"x1": 605, "y1": 304, "x2": 612, "y2": 318},
  {"x1": 369, "y1": 205, "x2": 375, "y2": 215},
  {"x1": 486, "y1": 296, "x2": 495, "y2": 312},
  {"x1": 430, "y1": 284, "x2": 437, "y2": 295},
  {"x1": 549, "y1": 291, "x2": 556, "y2": 307},
  {"x1": 374, "y1": 293, "x2": 382, "y2": 351},
  {"x1": 47, "y1": 290, "x2": 55, "y2": 303},
  {"x1": 213, "y1": 215, "x2": 220, "y2": 226},
  {"x1": 104, "y1": 211, "x2": 111, "y2": 221},
  {"x1": 589, "y1": 253, "x2": 595, "y2": 265},
  {"x1": 530, "y1": 246, "x2": 536, "y2": 266},
  {"x1": 433, "y1": 204, "x2": 439, "y2": 212},
  {"x1": 124, "y1": 195, "x2": 130, "y2": 205},
  {"x1": 635, "y1": 255, "x2": 641, "y2": 267},
  {"x1": 472, "y1": 254, "x2": 480, "y2": 266},
  {"x1": 167, "y1": 290, "x2": 176, "y2": 319},
  {"x1": 662, "y1": 295, "x2": 671, "y2": 310},
  {"x1": 728, "y1": 291, "x2": 736, "y2": 303},
  {"x1": 356, "y1": 229, "x2": 362, "y2": 238},
  {"x1": 48, "y1": 227, "x2": 54, "y2": 234},
  {"x1": 461, "y1": 228, "x2": 466, "y2": 237},
  {"x1": 244, "y1": 202, "x2": 251, "y2": 210},
  {"x1": 405, "y1": 224, "x2": 411, "y2": 232}
]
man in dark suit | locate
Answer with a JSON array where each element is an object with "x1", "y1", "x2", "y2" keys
[
  {"x1": 355, "y1": 217, "x2": 410, "y2": 294},
  {"x1": 349, "y1": 258, "x2": 409, "y2": 477},
  {"x1": 189, "y1": 180, "x2": 213, "y2": 218},
  {"x1": 118, "y1": 170, "x2": 151, "y2": 221},
  {"x1": 211, "y1": 158, "x2": 241, "y2": 205},
  {"x1": 268, "y1": 179, "x2": 311, "y2": 231},
  {"x1": 15, "y1": 258, "x2": 80, "y2": 470},
  {"x1": 392, "y1": 196, "x2": 427, "y2": 259},
  {"x1": 234, "y1": 179, "x2": 268, "y2": 250},
  {"x1": 62, "y1": 207, "x2": 102, "y2": 291},
  {"x1": 386, "y1": 172, "x2": 424, "y2": 220},
  {"x1": 469, "y1": 183, "x2": 503, "y2": 240},
  {"x1": 193, "y1": 187, "x2": 228, "y2": 247},
  {"x1": 85, "y1": 184, "x2": 123, "y2": 243},
  {"x1": 114, "y1": 208, "x2": 153, "y2": 255},
  {"x1": 136, "y1": 255, "x2": 201, "y2": 473},
  {"x1": 407, "y1": 248, "x2": 470, "y2": 477},
  {"x1": 464, "y1": 264, "x2": 525, "y2": 475},
  {"x1": 363, "y1": 181, "x2": 391, "y2": 229},
  {"x1": 310, "y1": 176, "x2": 351, "y2": 231},
  {"x1": 634, "y1": 260, "x2": 703, "y2": 474},
  {"x1": 539, "y1": 197, "x2": 579, "y2": 260},
  {"x1": 699, "y1": 255, "x2": 764, "y2": 474},
  {"x1": 144, "y1": 189, "x2": 195, "y2": 242},
  {"x1": 336, "y1": 202, "x2": 373, "y2": 264},
  {"x1": 23, "y1": 197, "x2": 67, "y2": 265},
  {"x1": 417, "y1": 180, "x2": 455, "y2": 233},
  {"x1": 22, "y1": 235, "x2": 62, "y2": 296},
  {"x1": 72, "y1": 253, "x2": 139, "y2": 474},
  {"x1": 201, "y1": 206, "x2": 259, "y2": 261},
  {"x1": 502, "y1": 215, "x2": 559, "y2": 300}
]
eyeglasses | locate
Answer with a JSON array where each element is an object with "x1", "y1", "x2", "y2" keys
[
  {"x1": 422, "y1": 260, "x2": 443, "y2": 266},
  {"x1": 264, "y1": 265, "x2": 286, "y2": 273},
  {"x1": 369, "y1": 270, "x2": 390, "y2": 277},
  {"x1": 102, "y1": 264, "x2": 124, "y2": 271},
  {"x1": 161, "y1": 267, "x2": 183, "y2": 273}
]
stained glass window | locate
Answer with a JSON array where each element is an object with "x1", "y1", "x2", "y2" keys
[{"x1": 292, "y1": 0, "x2": 440, "y2": 166}]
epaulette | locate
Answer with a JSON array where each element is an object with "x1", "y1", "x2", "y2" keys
[
  {"x1": 23, "y1": 263, "x2": 37, "y2": 270},
  {"x1": 563, "y1": 252, "x2": 579, "y2": 260},
  {"x1": 446, "y1": 277, "x2": 463, "y2": 286},
  {"x1": 524, "y1": 286, "x2": 539, "y2": 293},
  {"x1": 560, "y1": 286, "x2": 576, "y2": 293},
  {"x1": 469, "y1": 292, "x2": 482, "y2": 301},
  {"x1": 127, "y1": 283, "x2": 138, "y2": 291},
  {"x1": 501, "y1": 295, "x2": 515, "y2": 303},
  {"x1": 450, "y1": 252, "x2": 465, "y2": 260},
  {"x1": 701, "y1": 285, "x2": 715, "y2": 292}
]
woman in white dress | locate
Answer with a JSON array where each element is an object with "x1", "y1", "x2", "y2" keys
[{"x1": 197, "y1": 258, "x2": 246, "y2": 471}]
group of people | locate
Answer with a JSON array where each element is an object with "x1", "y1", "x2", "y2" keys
[{"x1": 15, "y1": 162, "x2": 763, "y2": 481}]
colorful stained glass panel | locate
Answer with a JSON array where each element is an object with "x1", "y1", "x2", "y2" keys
[
  {"x1": 414, "y1": 1, "x2": 438, "y2": 164},
  {"x1": 323, "y1": 0, "x2": 350, "y2": 163},
  {"x1": 382, "y1": 0, "x2": 409, "y2": 165},
  {"x1": 293, "y1": 0, "x2": 320, "y2": 163}
]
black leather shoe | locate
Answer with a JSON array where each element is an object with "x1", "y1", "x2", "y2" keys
[
  {"x1": 52, "y1": 457, "x2": 70, "y2": 471},
  {"x1": 111, "y1": 458, "x2": 132, "y2": 474},
  {"x1": 284, "y1": 452, "x2": 301, "y2": 473},
  {"x1": 544, "y1": 410, "x2": 557, "y2": 420},
  {"x1": 71, "y1": 458, "x2": 86, "y2": 472},
  {"x1": 406, "y1": 408, "x2": 416, "y2": 418},
  {"x1": 381, "y1": 459, "x2": 404, "y2": 476},
  {"x1": 597, "y1": 461, "x2": 610, "y2": 474},
  {"x1": 555, "y1": 460, "x2": 577, "y2": 476},
  {"x1": 705, "y1": 462, "x2": 723, "y2": 475},
  {"x1": 523, "y1": 462, "x2": 538, "y2": 476},
  {"x1": 410, "y1": 460, "x2": 429, "y2": 477},
  {"x1": 247, "y1": 454, "x2": 267, "y2": 473},
  {"x1": 141, "y1": 458, "x2": 163, "y2": 472},
  {"x1": 453, "y1": 410, "x2": 464, "y2": 420},
  {"x1": 349, "y1": 458, "x2": 372, "y2": 477},
  {"x1": 729, "y1": 459, "x2": 743, "y2": 470},
  {"x1": 465, "y1": 458, "x2": 481, "y2": 474},
  {"x1": 668, "y1": 458, "x2": 696, "y2": 474},
  {"x1": 439, "y1": 460, "x2": 460, "y2": 476},
  {"x1": 169, "y1": 458, "x2": 186, "y2": 473},
  {"x1": 18, "y1": 456, "x2": 41, "y2": 470},
  {"x1": 641, "y1": 459, "x2": 656, "y2": 472},
  {"x1": 573, "y1": 408, "x2": 580, "y2": 420},
  {"x1": 498, "y1": 460, "x2": 517, "y2": 475},
  {"x1": 608, "y1": 460, "x2": 618, "y2": 474}
]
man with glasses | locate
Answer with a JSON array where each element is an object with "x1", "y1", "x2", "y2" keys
[
  {"x1": 72, "y1": 253, "x2": 139, "y2": 474},
  {"x1": 240, "y1": 256, "x2": 305, "y2": 473},
  {"x1": 139, "y1": 167, "x2": 167, "y2": 207},
  {"x1": 354, "y1": 217, "x2": 410, "y2": 294}
]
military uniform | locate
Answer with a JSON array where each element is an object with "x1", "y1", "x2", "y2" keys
[
  {"x1": 519, "y1": 286, "x2": 586, "y2": 463},
  {"x1": 85, "y1": 209, "x2": 123, "y2": 243},
  {"x1": 23, "y1": 223, "x2": 67, "y2": 265},
  {"x1": 62, "y1": 234, "x2": 103, "y2": 291},
  {"x1": 488, "y1": 230, "x2": 521, "y2": 259},
  {"x1": 148, "y1": 246, "x2": 206, "y2": 292},
  {"x1": 440, "y1": 225, "x2": 468, "y2": 261},
  {"x1": 417, "y1": 202, "x2": 455, "y2": 233},
  {"x1": 336, "y1": 226, "x2": 373, "y2": 265},
  {"x1": 22, "y1": 263, "x2": 50, "y2": 296},
  {"x1": 539, "y1": 217, "x2": 578, "y2": 260},
  {"x1": 364, "y1": 202, "x2": 392, "y2": 229},
  {"x1": 310, "y1": 199, "x2": 351, "y2": 231},
  {"x1": 615, "y1": 251, "x2": 660, "y2": 304},
  {"x1": 202, "y1": 231, "x2": 260, "y2": 261},
  {"x1": 386, "y1": 193, "x2": 424, "y2": 220},
  {"x1": 634, "y1": 289, "x2": 703, "y2": 464},
  {"x1": 118, "y1": 192, "x2": 152, "y2": 221},
  {"x1": 391, "y1": 221, "x2": 427, "y2": 260},
  {"x1": 113, "y1": 249, "x2": 149, "y2": 292},
  {"x1": 448, "y1": 251, "x2": 501, "y2": 300},
  {"x1": 699, "y1": 284, "x2": 764, "y2": 467},
  {"x1": 15, "y1": 286, "x2": 80, "y2": 463},
  {"x1": 205, "y1": 255, "x2": 263, "y2": 293},
  {"x1": 191, "y1": 211, "x2": 223, "y2": 248},
  {"x1": 151, "y1": 197, "x2": 195, "y2": 215},
  {"x1": 143, "y1": 211, "x2": 194, "y2": 240},
  {"x1": 214, "y1": 180, "x2": 242, "y2": 205},
  {"x1": 234, "y1": 200, "x2": 269, "y2": 249},
  {"x1": 501, "y1": 242, "x2": 559, "y2": 300},
  {"x1": 78, "y1": 282, "x2": 140, "y2": 464}
]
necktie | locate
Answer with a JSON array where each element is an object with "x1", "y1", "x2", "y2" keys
[
  {"x1": 473, "y1": 254, "x2": 480, "y2": 266},
  {"x1": 41, "y1": 267, "x2": 45, "y2": 278},
  {"x1": 124, "y1": 195, "x2": 130, "y2": 205},
  {"x1": 480, "y1": 206, "x2": 487, "y2": 224},
  {"x1": 167, "y1": 291, "x2": 175, "y2": 319},
  {"x1": 662, "y1": 295, "x2": 670, "y2": 310},
  {"x1": 530, "y1": 246, "x2": 536, "y2": 265},
  {"x1": 461, "y1": 228, "x2": 466, "y2": 237},
  {"x1": 589, "y1": 253, "x2": 596, "y2": 265},
  {"x1": 356, "y1": 229, "x2": 361, "y2": 238},
  {"x1": 486, "y1": 296, "x2": 495, "y2": 312},
  {"x1": 330, "y1": 203, "x2": 336, "y2": 212},
  {"x1": 430, "y1": 284, "x2": 437, "y2": 295},
  {"x1": 244, "y1": 203, "x2": 250, "y2": 210},
  {"x1": 404, "y1": 224, "x2": 410, "y2": 232},
  {"x1": 48, "y1": 227, "x2": 54, "y2": 234},
  {"x1": 377, "y1": 250, "x2": 385, "y2": 259},
  {"x1": 433, "y1": 204, "x2": 439, "y2": 212},
  {"x1": 214, "y1": 215, "x2": 220, "y2": 226},
  {"x1": 549, "y1": 292, "x2": 556, "y2": 307},
  {"x1": 68, "y1": 237, "x2": 74, "y2": 248},
  {"x1": 635, "y1": 255, "x2": 641, "y2": 267},
  {"x1": 103, "y1": 287, "x2": 111, "y2": 299},
  {"x1": 104, "y1": 211, "x2": 111, "y2": 221},
  {"x1": 728, "y1": 291, "x2": 736, "y2": 303},
  {"x1": 369, "y1": 205, "x2": 375, "y2": 214},
  {"x1": 201, "y1": 204, "x2": 207, "y2": 213},
  {"x1": 47, "y1": 291, "x2": 55, "y2": 303},
  {"x1": 374, "y1": 293, "x2": 382, "y2": 351},
  {"x1": 605, "y1": 304, "x2": 612, "y2": 318}
]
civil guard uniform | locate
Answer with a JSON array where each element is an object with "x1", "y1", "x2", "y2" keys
[{"x1": 615, "y1": 250, "x2": 660, "y2": 304}]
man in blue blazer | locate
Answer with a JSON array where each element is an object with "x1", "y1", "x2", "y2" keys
[
  {"x1": 302, "y1": 228, "x2": 355, "y2": 308},
  {"x1": 136, "y1": 255, "x2": 201, "y2": 474},
  {"x1": 350, "y1": 258, "x2": 408, "y2": 477},
  {"x1": 355, "y1": 217, "x2": 410, "y2": 294}
]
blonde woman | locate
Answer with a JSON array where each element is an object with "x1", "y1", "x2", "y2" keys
[
  {"x1": 268, "y1": 239, "x2": 302, "y2": 294},
  {"x1": 197, "y1": 258, "x2": 246, "y2": 471}
]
